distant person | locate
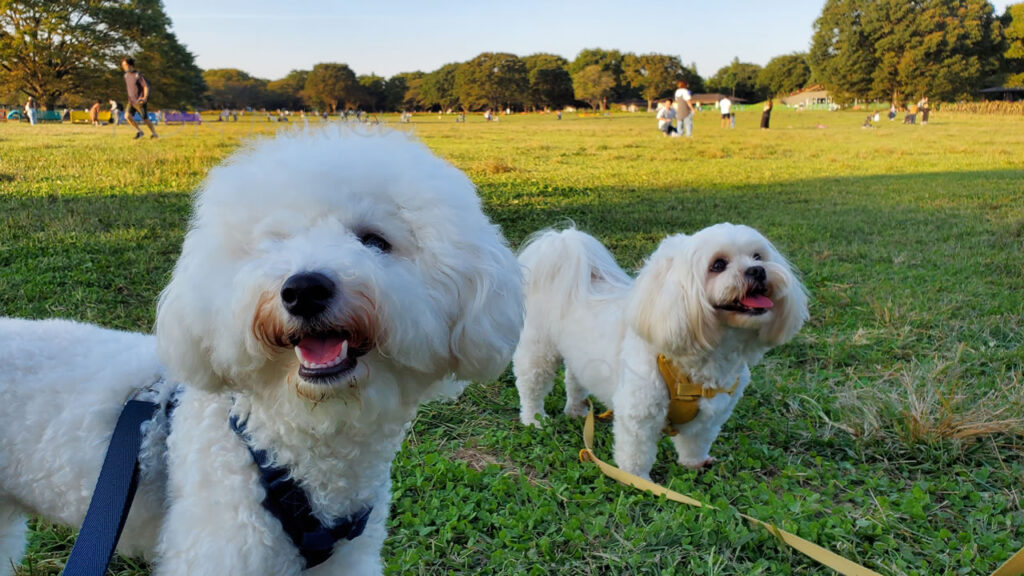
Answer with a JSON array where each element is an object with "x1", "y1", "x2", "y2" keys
[
  {"x1": 719, "y1": 96, "x2": 732, "y2": 128},
  {"x1": 556, "y1": 110, "x2": 562, "y2": 120},
  {"x1": 673, "y1": 80, "x2": 695, "y2": 137},
  {"x1": 904, "y1": 102, "x2": 918, "y2": 125},
  {"x1": 121, "y1": 56, "x2": 158, "y2": 139},
  {"x1": 760, "y1": 98, "x2": 773, "y2": 130},
  {"x1": 656, "y1": 99, "x2": 677, "y2": 136},
  {"x1": 888, "y1": 103, "x2": 898, "y2": 121},
  {"x1": 109, "y1": 99, "x2": 119, "y2": 124},
  {"x1": 24, "y1": 97, "x2": 37, "y2": 125},
  {"x1": 918, "y1": 97, "x2": 929, "y2": 124},
  {"x1": 89, "y1": 100, "x2": 101, "y2": 125}
]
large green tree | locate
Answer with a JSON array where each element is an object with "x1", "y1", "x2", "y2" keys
[
  {"x1": 569, "y1": 48, "x2": 633, "y2": 102},
  {"x1": 130, "y1": 29, "x2": 205, "y2": 109},
  {"x1": 203, "y1": 68, "x2": 268, "y2": 109},
  {"x1": 623, "y1": 53, "x2": 688, "y2": 111},
  {"x1": 0, "y1": 0, "x2": 199, "y2": 108},
  {"x1": 418, "y1": 62, "x2": 460, "y2": 111},
  {"x1": 304, "y1": 62, "x2": 361, "y2": 112},
  {"x1": 387, "y1": 71, "x2": 421, "y2": 111},
  {"x1": 358, "y1": 74, "x2": 387, "y2": 111},
  {"x1": 758, "y1": 53, "x2": 811, "y2": 97},
  {"x1": 811, "y1": 0, "x2": 1003, "y2": 103},
  {"x1": 1001, "y1": 3, "x2": 1024, "y2": 86},
  {"x1": 707, "y1": 58, "x2": 765, "y2": 100},
  {"x1": 522, "y1": 53, "x2": 573, "y2": 111},
  {"x1": 266, "y1": 69, "x2": 308, "y2": 110},
  {"x1": 454, "y1": 52, "x2": 528, "y2": 111},
  {"x1": 572, "y1": 64, "x2": 615, "y2": 110}
]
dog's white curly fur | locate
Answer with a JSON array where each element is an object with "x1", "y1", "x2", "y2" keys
[
  {"x1": 0, "y1": 128, "x2": 523, "y2": 575},
  {"x1": 513, "y1": 224, "x2": 807, "y2": 479}
]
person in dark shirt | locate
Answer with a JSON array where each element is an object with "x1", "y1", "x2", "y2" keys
[{"x1": 121, "y1": 56, "x2": 158, "y2": 139}]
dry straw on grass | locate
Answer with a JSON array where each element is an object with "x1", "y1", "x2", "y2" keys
[
  {"x1": 473, "y1": 158, "x2": 515, "y2": 175},
  {"x1": 821, "y1": 351, "x2": 1023, "y2": 449}
]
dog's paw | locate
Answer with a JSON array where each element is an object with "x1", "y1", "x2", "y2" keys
[
  {"x1": 520, "y1": 413, "x2": 546, "y2": 427},
  {"x1": 563, "y1": 401, "x2": 589, "y2": 418},
  {"x1": 680, "y1": 456, "x2": 716, "y2": 471}
]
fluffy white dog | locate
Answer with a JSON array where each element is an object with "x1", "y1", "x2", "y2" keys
[
  {"x1": 513, "y1": 224, "x2": 807, "y2": 479},
  {"x1": 0, "y1": 128, "x2": 523, "y2": 575}
]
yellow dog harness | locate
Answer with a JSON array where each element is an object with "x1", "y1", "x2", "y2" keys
[
  {"x1": 594, "y1": 355, "x2": 740, "y2": 435},
  {"x1": 657, "y1": 354, "x2": 739, "y2": 435}
]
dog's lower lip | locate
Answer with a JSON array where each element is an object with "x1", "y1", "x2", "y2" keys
[
  {"x1": 292, "y1": 331, "x2": 373, "y2": 385},
  {"x1": 298, "y1": 357, "x2": 357, "y2": 382},
  {"x1": 715, "y1": 301, "x2": 769, "y2": 316}
]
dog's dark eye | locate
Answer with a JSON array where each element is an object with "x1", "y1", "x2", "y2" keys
[
  {"x1": 752, "y1": 253, "x2": 762, "y2": 261},
  {"x1": 709, "y1": 258, "x2": 728, "y2": 273},
  {"x1": 358, "y1": 232, "x2": 391, "y2": 253}
]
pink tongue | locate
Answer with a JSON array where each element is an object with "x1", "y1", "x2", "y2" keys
[
  {"x1": 741, "y1": 294, "x2": 774, "y2": 309},
  {"x1": 298, "y1": 337, "x2": 346, "y2": 364}
]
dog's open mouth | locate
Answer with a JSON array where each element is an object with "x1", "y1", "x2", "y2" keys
[
  {"x1": 289, "y1": 330, "x2": 372, "y2": 383},
  {"x1": 715, "y1": 290, "x2": 774, "y2": 316}
]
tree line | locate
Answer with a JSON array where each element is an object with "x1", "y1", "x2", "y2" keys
[{"x1": 2, "y1": 0, "x2": 1023, "y2": 113}]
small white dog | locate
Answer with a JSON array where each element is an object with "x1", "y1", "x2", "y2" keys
[
  {"x1": 513, "y1": 224, "x2": 807, "y2": 479},
  {"x1": 0, "y1": 129, "x2": 523, "y2": 575}
]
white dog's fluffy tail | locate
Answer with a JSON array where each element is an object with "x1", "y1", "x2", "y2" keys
[{"x1": 517, "y1": 228, "x2": 632, "y2": 322}]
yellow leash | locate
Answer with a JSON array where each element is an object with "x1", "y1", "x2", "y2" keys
[{"x1": 578, "y1": 404, "x2": 1024, "y2": 576}]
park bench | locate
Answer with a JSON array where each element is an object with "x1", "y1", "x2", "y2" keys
[
  {"x1": 8, "y1": 109, "x2": 62, "y2": 122},
  {"x1": 164, "y1": 111, "x2": 202, "y2": 124},
  {"x1": 37, "y1": 110, "x2": 63, "y2": 122},
  {"x1": 69, "y1": 110, "x2": 106, "y2": 124}
]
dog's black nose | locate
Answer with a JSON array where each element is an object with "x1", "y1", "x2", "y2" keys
[
  {"x1": 281, "y1": 272, "x2": 336, "y2": 318},
  {"x1": 745, "y1": 266, "x2": 766, "y2": 282}
]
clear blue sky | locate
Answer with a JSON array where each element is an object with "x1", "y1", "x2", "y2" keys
[{"x1": 163, "y1": 0, "x2": 1015, "y2": 81}]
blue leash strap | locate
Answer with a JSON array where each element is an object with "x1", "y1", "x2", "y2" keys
[{"x1": 61, "y1": 398, "x2": 159, "y2": 576}]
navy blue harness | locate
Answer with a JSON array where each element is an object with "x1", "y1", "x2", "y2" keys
[
  {"x1": 60, "y1": 384, "x2": 369, "y2": 576},
  {"x1": 229, "y1": 414, "x2": 373, "y2": 569}
]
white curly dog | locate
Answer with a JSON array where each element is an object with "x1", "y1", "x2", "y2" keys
[
  {"x1": 0, "y1": 129, "x2": 523, "y2": 575},
  {"x1": 513, "y1": 224, "x2": 807, "y2": 479}
]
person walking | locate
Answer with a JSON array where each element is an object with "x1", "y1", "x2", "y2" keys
[
  {"x1": 24, "y1": 97, "x2": 37, "y2": 125},
  {"x1": 121, "y1": 56, "x2": 158, "y2": 139},
  {"x1": 673, "y1": 80, "x2": 695, "y2": 138},
  {"x1": 760, "y1": 97, "x2": 773, "y2": 130}
]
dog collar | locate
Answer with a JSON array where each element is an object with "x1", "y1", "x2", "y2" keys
[
  {"x1": 229, "y1": 414, "x2": 372, "y2": 569},
  {"x1": 657, "y1": 354, "x2": 739, "y2": 434}
]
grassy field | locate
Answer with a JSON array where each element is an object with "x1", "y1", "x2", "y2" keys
[{"x1": 1, "y1": 108, "x2": 1022, "y2": 575}]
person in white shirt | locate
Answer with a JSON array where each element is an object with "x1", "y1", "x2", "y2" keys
[
  {"x1": 719, "y1": 97, "x2": 733, "y2": 129},
  {"x1": 656, "y1": 99, "x2": 676, "y2": 136},
  {"x1": 24, "y1": 97, "x2": 37, "y2": 125},
  {"x1": 673, "y1": 80, "x2": 695, "y2": 137}
]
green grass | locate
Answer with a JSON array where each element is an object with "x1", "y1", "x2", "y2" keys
[{"x1": 1, "y1": 108, "x2": 1022, "y2": 575}]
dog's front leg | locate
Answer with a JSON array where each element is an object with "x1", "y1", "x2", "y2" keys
[
  {"x1": 611, "y1": 354, "x2": 666, "y2": 480},
  {"x1": 155, "y1": 388, "x2": 304, "y2": 576},
  {"x1": 669, "y1": 375, "x2": 747, "y2": 471}
]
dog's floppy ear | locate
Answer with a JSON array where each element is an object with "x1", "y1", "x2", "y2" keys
[
  {"x1": 446, "y1": 237, "x2": 525, "y2": 382},
  {"x1": 155, "y1": 237, "x2": 226, "y2": 392},
  {"x1": 628, "y1": 235, "x2": 718, "y2": 353},
  {"x1": 760, "y1": 256, "x2": 809, "y2": 347}
]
